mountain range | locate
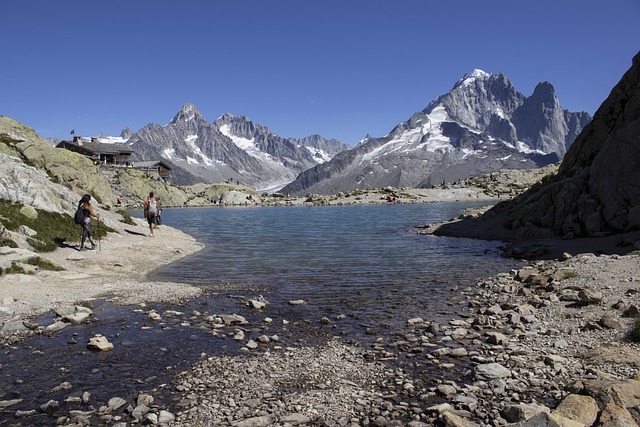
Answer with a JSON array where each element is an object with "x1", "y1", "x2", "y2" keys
[
  {"x1": 127, "y1": 104, "x2": 347, "y2": 191},
  {"x1": 84, "y1": 69, "x2": 590, "y2": 193},
  {"x1": 282, "y1": 69, "x2": 591, "y2": 195}
]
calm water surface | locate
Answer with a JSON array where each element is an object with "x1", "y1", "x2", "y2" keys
[{"x1": 151, "y1": 202, "x2": 520, "y2": 325}]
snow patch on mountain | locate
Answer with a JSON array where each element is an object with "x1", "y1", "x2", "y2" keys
[
  {"x1": 163, "y1": 148, "x2": 176, "y2": 159},
  {"x1": 95, "y1": 136, "x2": 129, "y2": 144},
  {"x1": 183, "y1": 134, "x2": 215, "y2": 167},
  {"x1": 306, "y1": 147, "x2": 331, "y2": 163},
  {"x1": 422, "y1": 106, "x2": 452, "y2": 152},
  {"x1": 218, "y1": 124, "x2": 286, "y2": 170},
  {"x1": 361, "y1": 106, "x2": 455, "y2": 165},
  {"x1": 458, "y1": 68, "x2": 491, "y2": 87}
]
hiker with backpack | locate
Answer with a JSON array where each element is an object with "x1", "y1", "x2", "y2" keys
[
  {"x1": 75, "y1": 194, "x2": 100, "y2": 251},
  {"x1": 144, "y1": 192, "x2": 159, "y2": 237}
]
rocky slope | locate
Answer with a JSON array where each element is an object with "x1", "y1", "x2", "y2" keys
[
  {"x1": 433, "y1": 51, "x2": 640, "y2": 246},
  {"x1": 282, "y1": 69, "x2": 590, "y2": 196},
  {"x1": 0, "y1": 116, "x2": 117, "y2": 210}
]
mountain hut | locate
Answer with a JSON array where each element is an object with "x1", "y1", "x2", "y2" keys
[
  {"x1": 133, "y1": 160, "x2": 172, "y2": 180},
  {"x1": 56, "y1": 137, "x2": 134, "y2": 166}
]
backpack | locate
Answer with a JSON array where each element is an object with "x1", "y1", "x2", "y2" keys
[
  {"x1": 147, "y1": 199, "x2": 158, "y2": 216},
  {"x1": 74, "y1": 204, "x2": 85, "y2": 224}
]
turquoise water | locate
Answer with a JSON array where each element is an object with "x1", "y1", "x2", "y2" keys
[{"x1": 150, "y1": 202, "x2": 520, "y2": 324}]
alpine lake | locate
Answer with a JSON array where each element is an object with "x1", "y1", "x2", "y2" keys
[{"x1": 0, "y1": 201, "x2": 524, "y2": 425}]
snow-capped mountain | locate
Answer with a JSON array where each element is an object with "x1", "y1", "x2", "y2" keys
[
  {"x1": 128, "y1": 103, "x2": 348, "y2": 189},
  {"x1": 282, "y1": 69, "x2": 591, "y2": 196}
]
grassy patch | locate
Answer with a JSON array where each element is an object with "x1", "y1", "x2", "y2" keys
[
  {"x1": 0, "y1": 238, "x2": 18, "y2": 248},
  {"x1": 23, "y1": 256, "x2": 64, "y2": 271},
  {"x1": 117, "y1": 209, "x2": 136, "y2": 226},
  {"x1": 562, "y1": 271, "x2": 579, "y2": 280},
  {"x1": 0, "y1": 199, "x2": 114, "y2": 252},
  {"x1": 4, "y1": 262, "x2": 27, "y2": 275}
]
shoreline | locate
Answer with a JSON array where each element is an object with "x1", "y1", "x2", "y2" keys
[
  {"x1": 0, "y1": 190, "x2": 499, "y2": 331},
  {"x1": 0, "y1": 215, "x2": 205, "y2": 332}
]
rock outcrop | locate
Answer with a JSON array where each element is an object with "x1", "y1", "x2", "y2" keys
[
  {"x1": 0, "y1": 116, "x2": 116, "y2": 207},
  {"x1": 0, "y1": 115, "x2": 255, "y2": 215},
  {"x1": 434, "y1": 51, "x2": 640, "y2": 244}
]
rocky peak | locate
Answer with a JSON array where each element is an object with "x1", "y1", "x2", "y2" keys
[
  {"x1": 214, "y1": 113, "x2": 268, "y2": 141},
  {"x1": 431, "y1": 69, "x2": 523, "y2": 132},
  {"x1": 169, "y1": 103, "x2": 208, "y2": 128},
  {"x1": 529, "y1": 81, "x2": 558, "y2": 107},
  {"x1": 510, "y1": 81, "x2": 571, "y2": 155},
  {"x1": 120, "y1": 127, "x2": 134, "y2": 140},
  {"x1": 453, "y1": 68, "x2": 492, "y2": 88}
]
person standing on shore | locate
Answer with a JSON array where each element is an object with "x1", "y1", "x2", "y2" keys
[
  {"x1": 144, "y1": 192, "x2": 159, "y2": 237},
  {"x1": 78, "y1": 194, "x2": 100, "y2": 250},
  {"x1": 155, "y1": 197, "x2": 162, "y2": 228}
]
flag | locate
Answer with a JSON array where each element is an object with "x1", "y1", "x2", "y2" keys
[{"x1": 70, "y1": 129, "x2": 75, "y2": 135}]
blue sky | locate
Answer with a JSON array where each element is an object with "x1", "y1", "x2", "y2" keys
[{"x1": 2, "y1": 0, "x2": 639, "y2": 145}]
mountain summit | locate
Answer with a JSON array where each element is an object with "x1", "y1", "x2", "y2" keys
[{"x1": 282, "y1": 69, "x2": 591, "y2": 196}]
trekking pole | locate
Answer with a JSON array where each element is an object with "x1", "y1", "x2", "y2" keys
[{"x1": 97, "y1": 217, "x2": 101, "y2": 252}]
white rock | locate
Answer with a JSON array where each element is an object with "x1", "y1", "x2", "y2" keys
[{"x1": 87, "y1": 335, "x2": 114, "y2": 351}]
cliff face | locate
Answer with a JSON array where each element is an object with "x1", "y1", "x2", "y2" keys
[{"x1": 555, "y1": 53, "x2": 640, "y2": 235}]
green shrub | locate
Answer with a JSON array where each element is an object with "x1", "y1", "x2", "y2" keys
[
  {"x1": 0, "y1": 239, "x2": 18, "y2": 248},
  {"x1": 27, "y1": 237, "x2": 58, "y2": 252},
  {"x1": 5, "y1": 262, "x2": 27, "y2": 275}
]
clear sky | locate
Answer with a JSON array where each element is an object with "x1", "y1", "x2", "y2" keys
[{"x1": 2, "y1": 0, "x2": 639, "y2": 145}]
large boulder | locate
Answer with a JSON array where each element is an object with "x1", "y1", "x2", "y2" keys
[{"x1": 0, "y1": 152, "x2": 78, "y2": 215}]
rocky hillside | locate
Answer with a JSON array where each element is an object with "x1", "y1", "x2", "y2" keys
[
  {"x1": 0, "y1": 116, "x2": 218, "y2": 210},
  {"x1": 282, "y1": 69, "x2": 590, "y2": 196},
  {"x1": 434, "y1": 51, "x2": 640, "y2": 245}
]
